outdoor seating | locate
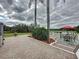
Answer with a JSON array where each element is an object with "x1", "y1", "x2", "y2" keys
[{"x1": 63, "y1": 33, "x2": 77, "y2": 42}]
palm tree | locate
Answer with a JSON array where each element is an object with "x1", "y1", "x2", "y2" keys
[
  {"x1": 47, "y1": 0, "x2": 50, "y2": 43},
  {"x1": 29, "y1": 0, "x2": 50, "y2": 42},
  {"x1": 34, "y1": 0, "x2": 44, "y2": 27},
  {"x1": 29, "y1": 0, "x2": 44, "y2": 27},
  {"x1": 35, "y1": 0, "x2": 37, "y2": 27},
  {"x1": 29, "y1": 0, "x2": 37, "y2": 27}
]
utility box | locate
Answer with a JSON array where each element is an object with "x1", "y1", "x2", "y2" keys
[{"x1": 0, "y1": 23, "x2": 4, "y2": 47}]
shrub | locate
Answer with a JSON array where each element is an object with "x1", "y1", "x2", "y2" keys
[
  {"x1": 32, "y1": 27, "x2": 48, "y2": 41},
  {"x1": 76, "y1": 29, "x2": 79, "y2": 33}
]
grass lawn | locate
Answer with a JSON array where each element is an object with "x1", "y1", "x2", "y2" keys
[{"x1": 4, "y1": 32, "x2": 31, "y2": 37}]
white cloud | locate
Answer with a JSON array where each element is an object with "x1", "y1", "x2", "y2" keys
[{"x1": 0, "y1": 0, "x2": 79, "y2": 29}]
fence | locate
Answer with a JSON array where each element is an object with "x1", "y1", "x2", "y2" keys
[{"x1": 50, "y1": 31, "x2": 79, "y2": 46}]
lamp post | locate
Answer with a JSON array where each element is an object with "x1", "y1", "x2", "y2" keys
[{"x1": 47, "y1": 0, "x2": 50, "y2": 43}]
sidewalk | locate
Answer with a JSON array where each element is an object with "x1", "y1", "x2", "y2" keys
[{"x1": 0, "y1": 35, "x2": 77, "y2": 59}]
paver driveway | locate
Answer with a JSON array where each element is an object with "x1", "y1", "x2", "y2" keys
[{"x1": 0, "y1": 35, "x2": 77, "y2": 59}]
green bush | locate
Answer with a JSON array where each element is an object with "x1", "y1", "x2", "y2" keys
[
  {"x1": 76, "y1": 29, "x2": 79, "y2": 33},
  {"x1": 32, "y1": 27, "x2": 48, "y2": 41}
]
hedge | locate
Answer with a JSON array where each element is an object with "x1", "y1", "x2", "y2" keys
[{"x1": 32, "y1": 27, "x2": 48, "y2": 41}]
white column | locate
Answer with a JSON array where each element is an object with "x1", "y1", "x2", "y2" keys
[{"x1": 0, "y1": 24, "x2": 3, "y2": 47}]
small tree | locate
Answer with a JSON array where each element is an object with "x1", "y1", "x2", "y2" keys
[{"x1": 32, "y1": 27, "x2": 48, "y2": 41}]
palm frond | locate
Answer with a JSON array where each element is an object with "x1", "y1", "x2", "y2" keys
[
  {"x1": 39, "y1": 0, "x2": 44, "y2": 3},
  {"x1": 28, "y1": 0, "x2": 33, "y2": 8},
  {"x1": 39, "y1": 0, "x2": 44, "y2": 5}
]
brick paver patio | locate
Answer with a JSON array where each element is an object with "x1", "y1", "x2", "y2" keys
[{"x1": 0, "y1": 35, "x2": 77, "y2": 59}]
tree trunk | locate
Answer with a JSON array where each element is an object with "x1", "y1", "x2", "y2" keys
[
  {"x1": 35, "y1": 0, "x2": 37, "y2": 27},
  {"x1": 47, "y1": 0, "x2": 50, "y2": 43}
]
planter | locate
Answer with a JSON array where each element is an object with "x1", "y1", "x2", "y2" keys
[{"x1": 28, "y1": 36, "x2": 55, "y2": 44}]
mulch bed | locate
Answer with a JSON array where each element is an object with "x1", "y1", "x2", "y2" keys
[{"x1": 28, "y1": 36, "x2": 55, "y2": 44}]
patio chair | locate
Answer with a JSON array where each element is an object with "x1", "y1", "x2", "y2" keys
[{"x1": 63, "y1": 34, "x2": 71, "y2": 41}]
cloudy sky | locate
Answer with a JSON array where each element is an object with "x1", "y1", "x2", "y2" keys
[{"x1": 0, "y1": 0, "x2": 79, "y2": 28}]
